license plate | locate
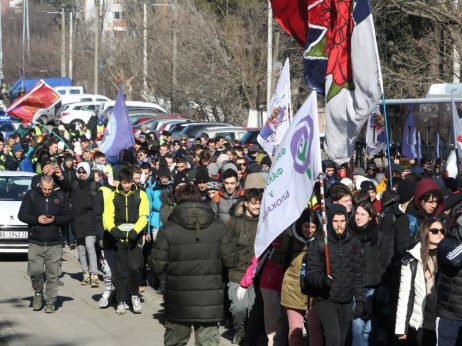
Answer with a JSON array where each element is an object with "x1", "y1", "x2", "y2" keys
[{"x1": 0, "y1": 231, "x2": 28, "y2": 239}]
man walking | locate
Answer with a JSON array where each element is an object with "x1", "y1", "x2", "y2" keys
[
  {"x1": 18, "y1": 175, "x2": 74, "y2": 313},
  {"x1": 151, "y1": 184, "x2": 238, "y2": 345}
]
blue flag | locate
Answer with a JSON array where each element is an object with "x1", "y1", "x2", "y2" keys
[{"x1": 100, "y1": 84, "x2": 135, "y2": 157}]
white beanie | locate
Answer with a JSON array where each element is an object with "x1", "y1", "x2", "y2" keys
[{"x1": 76, "y1": 162, "x2": 91, "y2": 180}]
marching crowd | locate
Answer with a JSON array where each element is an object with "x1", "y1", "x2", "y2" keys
[{"x1": 2, "y1": 119, "x2": 462, "y2": 346}]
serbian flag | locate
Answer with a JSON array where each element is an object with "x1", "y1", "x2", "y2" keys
[
  {"x1": 258, "y1": 58, "x2": 291, "y2": 155},
  {"x1": 452, "y1": 98, "x2": 462, "y2": 157},
  {"x1": 271, "y1": 0, "x2": 382, "y2": 164},
  {"x1": 99, "y1": 83, "x2": 135, "y2": 157},
  {"x1": 6, "y1": 80, "x2": 61, "y2": 123}
]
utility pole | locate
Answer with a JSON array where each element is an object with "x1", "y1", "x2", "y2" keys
[
  {"x1": 266, "y1": 0, "x2": 272, "y2": 109},
  {"x1": 94, "y1": 0, "x2": 100, "y2": 94},
  {"x1": 143, "y1": 2, "x2": 148, "y2": 97},
  {"x1": 69, "y1": 11, "x2": 73, "y2": 81},
  {"x1": 61, "y1": 6, "x2": 66, "y2": 77},
  {"x1": 171, "y1": 0, "x2": 177, "y2": 113}
]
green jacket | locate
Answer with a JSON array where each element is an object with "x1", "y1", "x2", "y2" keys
[
  {"x1": 151, "y1": 200, "x2": 238, "y2": 322},
  {"x1": 226, "y1": 211, "x2": 259, "y2": 283}
]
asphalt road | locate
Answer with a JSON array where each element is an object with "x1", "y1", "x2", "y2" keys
[{"x1": 0, "y1": 249, "x2": 234, "y2": 346}]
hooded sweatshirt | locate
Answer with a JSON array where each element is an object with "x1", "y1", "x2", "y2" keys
[{"x1": 305, "y1": 204, "x2": 366, "y2": 304}]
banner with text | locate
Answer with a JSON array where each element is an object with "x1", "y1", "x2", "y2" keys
[{"x1": 255, "y1": 91, "x2": 321, "y2": 257}]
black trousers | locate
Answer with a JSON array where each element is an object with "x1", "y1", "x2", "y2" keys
[
  {"x1": 315, "y1": 300, "x2": 354, "y2": 346},
  {"x1": 112, "y1": 239, "x2": 143, "y2": 304}
]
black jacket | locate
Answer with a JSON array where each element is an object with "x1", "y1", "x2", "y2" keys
[
  {"x1": 436, "y1": 224, "x2": 462, "y2": 321},
  {"x1": 151, "y1": 200, "x2": 238, "y2": 322},
  {"x1": 305, "y1": 204, "x2": 366, "y2": 304},
  {"x1": 18, "y1": 188, "x2": 74, "y2": 246},
  {"x1": 349, "y1": 219, "x2": 393, "y2": 287},
  {"x1": 70, "y1": 178, "x2": 97, "y2": 239}
]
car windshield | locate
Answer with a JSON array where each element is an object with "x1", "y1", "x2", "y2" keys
[
  {"x1": 241, "y1": 131, "x2": 259, "y2": 144},
  {"x1": 0, "y1": 176, "x2": 33, "y2": 201},
  {"x1": 0, "y1": 123, "x2": 15, "y2": 132}
]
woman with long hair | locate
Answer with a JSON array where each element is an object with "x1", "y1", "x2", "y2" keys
[
  {"x1": 395, "y1": 218, "x2": 445, "y2": 345},
  {"x1": 349, "y1": 199, "x2": 393, "y2": 345},
  {"x1": 271, "y1": 208, "x2": 323, "y2": 346}
]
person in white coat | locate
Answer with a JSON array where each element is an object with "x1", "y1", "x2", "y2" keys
[{"x1": 395, "y1": 218, "x2": 445, "y2": 346}]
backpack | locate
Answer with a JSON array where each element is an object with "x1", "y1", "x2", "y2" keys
[
  {"x1": 407, "y1": 214, "x2": 419, "y2": 237},
  {"x1": 72, "y1": 180, "x2": 99, "y2": 197}
]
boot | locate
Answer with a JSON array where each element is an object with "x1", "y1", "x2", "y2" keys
[
  {"x1": 81, "y1": 272, "x2": 90, "y2": 285},
  {"x1": 44, "y1": 302, "x2": 55, "y2": 313},
  {"x1": 90, "y1": 274, "x2": 99, "y2": 288},
  {"x1": 33, "y1": 292, "x2": 43, "y2": 311}
]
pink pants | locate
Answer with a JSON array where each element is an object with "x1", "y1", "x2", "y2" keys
[{"x1": 286, "y1": 306, "x2": 323, "y2": 346}]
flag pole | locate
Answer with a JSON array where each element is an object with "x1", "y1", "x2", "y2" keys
[
  {"x1": 382, "y1": 93, "x2": 393, "y2": 189},
  {"x1": 318, "y1": 172, "x2": 330, "y2": 276},
  {"x1": 315, "y1": 90, "x2": 330, "y2": 276},
  {"x1": 35, "y1": 122, "x2": 71, "y2": 150}
]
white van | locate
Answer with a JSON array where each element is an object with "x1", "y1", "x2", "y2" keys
[{"x1": 54, "y1": 86, "x2": 85, "y2": 95}]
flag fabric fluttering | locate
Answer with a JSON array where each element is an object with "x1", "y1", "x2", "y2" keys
[
  {"x1": 6, "y1": 80, "x2": 61, "y2": 123},
  {"x1": 255, "y1": 91, "x2": 321, "y2": 257},
  {"x1": 100, "y1": 83, "x2": 135, "y2": 157},
  {"x1": 365, "y1": 106, "x2": 387, "y2": 157},
  {"x1": 270, "y1": 0, "x2": 308, "y2": 48},
  {"x1": 258, "y1": 58, "x2": 291, "y2": 155},
  {"x1": 402, "y1": 105, "x2": 417, "y2": 160},
  {"x1": 303, "y1": 0, "x2": 382, "y2": 164},
  {"x1": 451, "y1": 98, "x2": 462, "y2": 159}
]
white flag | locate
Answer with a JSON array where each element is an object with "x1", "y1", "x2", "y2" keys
[
  {"x1": 452, "y1": 98, "x2": 462, "y2": 154},
  {"x1": 258, "y1": 58, "x2": 291, "y2": 155},
  {"x1": 254, "y1": 91, "x2": 321, "y2": 257},
  {"x1": 366, "y1": 106, "x2": 387, "y2": 157}
]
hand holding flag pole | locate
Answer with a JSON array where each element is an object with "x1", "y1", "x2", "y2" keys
[{"x1": 317, "y1": 172, "x2": 330, "y2": 276}]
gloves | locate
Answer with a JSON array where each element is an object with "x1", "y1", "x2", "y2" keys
[
  {"x1": 128, "y1": 229, "x2": 138, "y2": 242},
  {"x1": 322, "y1": 275, "x2": 333, "y2": 288},
  {"x1": 110, "y1": 227, "x2": 126, "y2": 240},
  {"x1": 353, "y1": 301, "x2": 365, "y2": 320},
  {"x1": 236, "y1": 287, "x2": 246, "y2": 301}
]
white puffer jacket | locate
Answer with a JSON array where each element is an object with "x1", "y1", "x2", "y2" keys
[{"x1": 395, "y1": 243, "x2": 426, "y2": 335}]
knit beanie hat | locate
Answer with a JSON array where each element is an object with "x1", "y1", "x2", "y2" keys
[
  {"x1": 173, "y1": 172, "x2": 189, "y2": 190},
  {"x1": 207, "y1": 163, "x2": 219, "y2": 176},
  {"x1": 360, "y1": 180, "x2": 376, "y2": 192},
  {"x1": 12, "y1": 143, "x2": 23, "y2": 153},
  {"x1": 397, "y1": 181, "x2": 417, "y2": 203},
  {"x1": 157, "y1": 165, "x2": 171, "y2": 178},
  {"x1": 352, "y1": 167, "x2": 366, "y2": 177}
]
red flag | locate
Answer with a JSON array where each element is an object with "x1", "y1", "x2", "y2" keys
[
  {"x1": 270, "y1": 0, "x2": 307, "y2": 48},
  {"x1": 6, "y1": 80, "x2": 61, "y2": 123}
]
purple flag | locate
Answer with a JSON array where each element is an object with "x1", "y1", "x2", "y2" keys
[
  {"x1": 100, "y1": 84, "x2": 135, "y2": 156},
  {"x1": 402, "y1": 105, "x2": 416, "y2": 159}
]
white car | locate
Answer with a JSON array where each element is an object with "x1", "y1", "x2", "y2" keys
[
  {"x1": 0, "y1": 171, "x2": 36, "y2": 254},
  {"x1": 57, "y1": 101, "x2": 104, "y2": 130},
  {"x1": 197, "y1": 126, "x2": 247, "y2": 143}
]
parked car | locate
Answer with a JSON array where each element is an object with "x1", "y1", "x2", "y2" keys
[
  {"x1": 100, "y1": 101, "x2": 167, "y2": 120},
  {"x1": 179, "y1": 122, "x2": 234, "y2": 142},
  {"x1": 240, "y1": 129, "x2": 260, "y2": 146},
  {"x1": 54, "y1": 86, "x2": 85, "y2": 95},
  {"x1": 0, "y1": 114, "x2": 18, "y2": 140},
  {"x1": 57, "y1": 101, "x2": 103, "y2": 130},
  {"x1": 197, "y1": 126, "x2": 247, "y2": 143},
  {"x1": 132, "y1": 117, "x2": 192, "y2": 133},
  {"x1": 0, "y1": 171, "x2": 36, "y2": 254}
]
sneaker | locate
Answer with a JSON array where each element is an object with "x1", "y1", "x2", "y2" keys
[
  {"x1": 90, "y1": 274, "x2": 99, "y2": 288},
  {"x1": 69, "y1": 242, "x2": 76, "y2": 250},
  {"x1": 44, "y1": 302, "x2": 55, "y2": 313},
  {"x1": 81, "y1": 272, "x2": 90, "y2": 285},
  {"x1": 131, "y1": 295, "x2": 142, "y2": 314},
  {"x1": 33, "y1": 292, "x2": 43, "y2": 311},
  {"x1": 232, "y1": 330, "x2": 245, "y2": 345},
  {"x1": 99, "y1": 290, "x2": 112, "y2": 308},
  {"x1": 116, "y1": 302, "x2": 126, "y2": 315},
  {"x1": 123, "y1": 302, "x2": 129, "y2": 310}
]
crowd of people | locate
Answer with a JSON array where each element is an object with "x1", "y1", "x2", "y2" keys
[{"x1": 2, "y1": 118, "x2": 462, "y2": 346}]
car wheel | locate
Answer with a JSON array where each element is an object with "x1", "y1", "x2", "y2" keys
[
  {"x1": 37, "y1": 115, "x2": 48, "y2": 125},
  {"x1": 70, "y1": 119, "x2": 85, "y2": 132}
]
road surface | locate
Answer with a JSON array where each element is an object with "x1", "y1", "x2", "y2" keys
[{"x1": 0, "y1": 249, "x2": 234, "y2": 346}]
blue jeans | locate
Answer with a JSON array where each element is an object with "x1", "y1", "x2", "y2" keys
[
  {"x1": 352, "y1": 287, "x2": 375, "y2": 346},
  {"x1": 438, "y1": 317, "x2": 462, "y2": 346},
  {"x1": 63, "y1": 223, "x2": 74, "y2": 244}
]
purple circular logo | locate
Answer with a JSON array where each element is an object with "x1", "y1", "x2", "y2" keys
[{"x1": 290, "y1": 115, "x2": 314, "y2": 174}]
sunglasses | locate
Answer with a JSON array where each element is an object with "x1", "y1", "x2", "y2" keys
[
  {"x1": 77, "y1": 170, "x2": 87, "y2": 174},
  {"x1": 429, "y1": 228, "x2": 445, "y2": 235}
]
